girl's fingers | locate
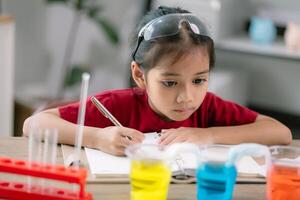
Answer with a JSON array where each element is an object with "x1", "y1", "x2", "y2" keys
[
  {"x1": 161, "y1": 128, "x2": 174, "y2": 133},
  {"x1": 120, "y1": 129, "x2": 144, "y2": 143},
  {"x1": 114, "y1": 147, "x2": 125, "y2": 156},
  {"x1": 168, "y1": 136, "x2": 186, "y2": 145},
  {"x1": 115, "y1": 137, "x2": 140, "y2": 156},
  {"x1": 159, "y1": 133, "x2": 177, "y2": 145},
  {"x1": 159, "y1": 130, "x2": 172, "y2": 142},
  {"x1": 119, "y1": 136, "x2": 135, "y2": 148}
]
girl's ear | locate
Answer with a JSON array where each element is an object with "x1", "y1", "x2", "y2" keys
[{"x1": 131, "y1": 61, "x2": 146, "y2": 89}]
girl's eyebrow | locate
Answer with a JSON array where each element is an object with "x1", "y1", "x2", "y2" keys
[
  {"x1": 160, "y1": 72, "x2": 180, "y2": 76},
  {"x1": 195, "y1": 69, "x2": 210, "y2": 75},
  {"x1": 160, "y1": 69, "x2": 210, "y2": 76}
]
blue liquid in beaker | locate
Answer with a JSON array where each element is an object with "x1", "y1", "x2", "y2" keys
[{"x1": 196, "y1": 162, "x2": 237, "y2": 200}]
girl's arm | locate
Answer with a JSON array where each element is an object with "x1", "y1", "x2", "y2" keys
[
  {"x1": 23, "y1": 109, "x2": 144, "y2": 156},
  {"x1": 159, "y1": 115, "x2": 292, "y2": 145},
  {"x1": 209, "y1": 115, "x2": 292, "y2": 145}
]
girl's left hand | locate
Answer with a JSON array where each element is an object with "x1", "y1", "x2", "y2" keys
[{"x1": 158, "y1": 127, "x2": 214, "y2": 145}]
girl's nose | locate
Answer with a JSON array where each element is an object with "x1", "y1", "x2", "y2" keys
[{"x1": 176, "y1": 85, "x2": 193, "y2": 103}]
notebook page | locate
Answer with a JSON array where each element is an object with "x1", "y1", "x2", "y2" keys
[
  {"x1": 142, "y1": 132, "x2": 160, "y2": 144},
  {"x1": 85, "y1": 137, "x2": 265, "y2": 177},
  {"x1": 172, "y1": 145, "x2": 266, "y2": 177},
  {"x1": 237, "y1": 156, "x2": 266, "y2": 177},
  {"x1": 85, "y1": 148, "x2": 130, "y2": 175}
]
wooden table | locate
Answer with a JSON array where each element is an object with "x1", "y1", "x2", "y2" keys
[{"x1": 1, "y1": 137, "x2": 299, "y2": 200}]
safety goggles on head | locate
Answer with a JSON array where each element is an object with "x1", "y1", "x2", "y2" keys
[{"x1": 132, "y1": 13, "x2": 212, "y2": 62}]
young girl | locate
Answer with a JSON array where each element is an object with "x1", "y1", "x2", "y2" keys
[{"x1": 23, "y1": 6, "x2": 292, "y2": 156}]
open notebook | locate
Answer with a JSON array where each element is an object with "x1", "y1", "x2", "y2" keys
[{"x1": 85, "y1": 133, "x2": 266, "y2": 182}]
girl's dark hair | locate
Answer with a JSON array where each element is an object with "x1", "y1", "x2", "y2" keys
[{"x1": 130, "y1": 6, "x2": 215, "y2": 72}]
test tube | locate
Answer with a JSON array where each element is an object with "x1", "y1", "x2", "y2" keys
[
  {"x1": 74, "y1": 73, "x2": 90, "y2": 168},
  {"x1": 41, "y1": 128, "x2": 58, "y2": 165},
  {"x1": 48, "y1": 129, "x2": 58, "y2": 166},
  {"x1": 41, "y1": 128, "x2": 58, "y2": 194},
  {"x1": 27, "y1": 127, "x2": 42, "y2": 193},
  {"x1": 73, "y1": 73, "x2": 90, "y2": 193}
]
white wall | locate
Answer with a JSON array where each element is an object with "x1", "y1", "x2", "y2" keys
[
  {"x1": 0, "y1": 17, "x2": 14, "y2": 135},
  {"x1": 216, "y1": 49, "x2": 300, "y2": 115},
  {"x1": 3, "y1": 0, "x2": 47, "y2": 88},
  {"x1": 3, "y1": 0, "x2": 143, "y2": 105}
]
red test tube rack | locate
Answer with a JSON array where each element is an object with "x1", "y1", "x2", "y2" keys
[{"x1": 0, "y1": 156, "x2": 92, "y2": 200}]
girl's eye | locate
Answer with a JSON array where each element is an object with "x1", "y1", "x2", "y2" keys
[
  {"x1": 162, "y1": 81, "x2": 177, "y2": 87},
  {"x1": 193, "y1": 78, "x2": 206, "y2": 85}
]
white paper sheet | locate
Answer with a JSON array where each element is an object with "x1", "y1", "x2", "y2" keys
[{"x1": 85, "y1": 139, "x2": 266, "y2": 178}]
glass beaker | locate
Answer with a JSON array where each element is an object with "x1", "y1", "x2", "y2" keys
[
  {"x1": 267, "y1": 146, "x2": 300, "y2": 200},
  {"x1": 125, "y1": 144, "x2": 172, "y2": 200},
  {"x1": 197, "y1": 143, "x2": 269, "y2": 200},
  {"x1": 196, "y1": 145, "x2": 237, "y2": 200},
  {"x1": 125, "y1": 143, "x2": 201, "y2": 200}
]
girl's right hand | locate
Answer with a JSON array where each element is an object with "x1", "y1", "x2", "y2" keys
[{"x1": 91, "y1": 126, "x2": 144, "y2": 156}]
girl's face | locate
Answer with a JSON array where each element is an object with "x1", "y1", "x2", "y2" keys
[{"x1": 145, "y1": 48, "x2": 210, "y2": 121}]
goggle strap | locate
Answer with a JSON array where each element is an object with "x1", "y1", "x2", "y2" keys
[{"x1": 132, "y1": 36, "x2": 144, "y2": 61}]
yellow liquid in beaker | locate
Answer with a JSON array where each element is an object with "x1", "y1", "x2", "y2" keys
[{"x1": 130, "y1": 159, "x2": 171, "y2": 200}]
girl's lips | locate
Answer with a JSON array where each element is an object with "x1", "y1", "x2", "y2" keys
[{"x1": 174, "y1": 108, "x2": 195, "y2": 113}]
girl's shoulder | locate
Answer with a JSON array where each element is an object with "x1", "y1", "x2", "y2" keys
[
  {"x1": 201, "y1": 92, "x2": 238, "y2": 110},
  {"x1": 202, "y1": 92, "x2": 223, "y2": 105}
]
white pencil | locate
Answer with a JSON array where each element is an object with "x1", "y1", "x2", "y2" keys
[{"x1": 91, "y1": 96, "x2": 132, "y2": 140}]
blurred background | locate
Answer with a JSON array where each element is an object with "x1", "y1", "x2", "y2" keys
[{"x1": 0, "y1": 0, "x2": 299, "y2": 138}]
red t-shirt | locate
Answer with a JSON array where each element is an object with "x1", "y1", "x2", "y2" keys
[{"x1": 59, "y1": 88, "x2": 258, "y2": 133}]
